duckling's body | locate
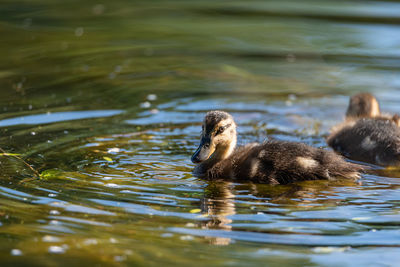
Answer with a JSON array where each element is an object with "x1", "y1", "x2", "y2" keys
[
  {"x1": 192, "y1": 111, "x2": 363, "y2": 184},
  {"x1": 327, "y1": 93, "x2": 400, "y2": 166},
  {"x1": 327, "y1": 117, "x2": 400, "y2": 166}
]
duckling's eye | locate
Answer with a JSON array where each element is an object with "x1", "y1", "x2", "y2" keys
[
  {"x1": 215, "y1": 126, "x2": 226, "y2": 135},
  {"x1": 216, "y1": 123, "x2": 231, "y2": 135}
]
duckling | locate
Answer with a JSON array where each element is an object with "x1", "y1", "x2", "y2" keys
[
  {"x1": 191, "y1": 111, "x2": 363, "y2": 184},
  {"x1": 327, "y1": 93, "x2": 400, "y2": 166},
  {"x1": 345, "y1": 92, "x2": 381, "y2": 119}
]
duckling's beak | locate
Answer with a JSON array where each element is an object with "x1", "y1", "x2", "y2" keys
[{"x1": 191, "y1": 136, "x2": 212, "y2": 163}]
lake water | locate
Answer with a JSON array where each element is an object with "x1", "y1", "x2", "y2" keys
[{"x1": 1, "y1": 0, "x2": 400, "y2": 266}]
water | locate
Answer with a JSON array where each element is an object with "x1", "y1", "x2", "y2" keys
[{"x1": 1, "y1": 0, "x2": 400, "y2": 266}]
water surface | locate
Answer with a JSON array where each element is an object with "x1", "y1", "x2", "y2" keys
[{"x1": 1, "y1": 0, "x2": 400, "y2": 266}]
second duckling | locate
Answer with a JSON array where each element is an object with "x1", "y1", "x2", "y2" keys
[
  {"x1": 191, "y1": 111, "x2": 363, "y2": 184},
  {"x1": 327, "y1": 93, "x2": 400, "y2": 166}
]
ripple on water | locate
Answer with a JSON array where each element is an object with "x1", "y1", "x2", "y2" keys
[
  {"x1": 1, "y1": 87, "x2": 400, "y2": 266},
  {"x1": 0, "y1": 110, "x2": 124, "y2": 127}
]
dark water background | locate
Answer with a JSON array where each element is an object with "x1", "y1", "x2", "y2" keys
[{"x1": 1, "y1": 0, "x2": 400, "y2": 266}]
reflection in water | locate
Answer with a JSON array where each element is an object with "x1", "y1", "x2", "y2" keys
[
  {"x1": 201, "y1": 182, "x2": 236, "y2": 245},
  {"x1": 199, "y1": 179, "x2": 360, "y2": 246},
  {"x1": 0, "y1": 110, "x2": 123, "y2": 127}
]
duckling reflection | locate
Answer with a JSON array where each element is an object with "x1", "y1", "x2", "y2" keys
[
  {"x1": 192, "y1": 111, "x2": 363, "y2": 184},
  {"x1": 200, "y1": 181, "x2": 235, "y2": 245},
  {"x1": 328, "y1": 93, "x2": 400, "y2": 166},
  {"x1": 198, "y1": 179, "x2": 355, "y2": 245}
]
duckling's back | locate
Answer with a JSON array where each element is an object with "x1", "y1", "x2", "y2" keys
[
  {"x1": 327, "y1": 118, "x2": 400, "y2": 166},
  {"x1": 230, "y1": 140, "x2": 362, "y2": 184}
]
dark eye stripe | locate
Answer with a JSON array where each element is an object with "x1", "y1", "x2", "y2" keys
[{"x1": 215, "y1": 123, "x2": 231, "y2": 135}]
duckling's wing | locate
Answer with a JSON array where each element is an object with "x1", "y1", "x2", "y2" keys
[
  {"x1": 248, "y1": 141, "x2": 363, "y2": 184},
  {"x1": 328, "y1": 118, "x2": 400, "y2": 166}
]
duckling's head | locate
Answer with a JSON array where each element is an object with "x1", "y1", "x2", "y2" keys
[
  {"x1": 191, "y1": 111, "x2": 237, "y2": 163},
  {"x1": 346, "y1": 93, "x2": 380, "y2": 119}
]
